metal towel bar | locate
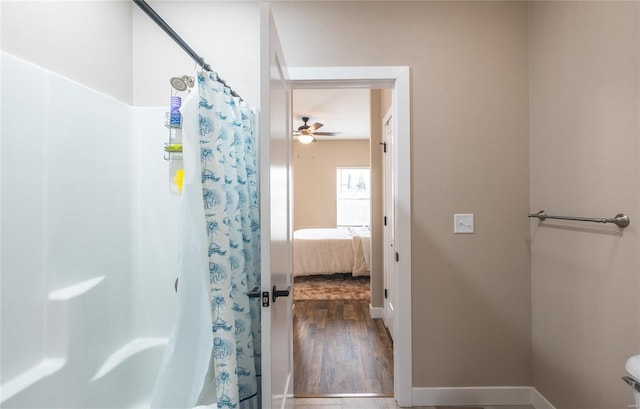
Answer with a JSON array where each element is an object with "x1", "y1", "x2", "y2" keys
[
  {"x1": 622, "y1": 376, "x2": 640, "y2": 393},
  {"x1": 528, "y1": 210, "x2": 630, "y2": 228}
]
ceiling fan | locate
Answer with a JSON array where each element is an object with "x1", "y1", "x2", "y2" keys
[{"x1": 293, "y1": 116, "x2": 341, "y2": 144}]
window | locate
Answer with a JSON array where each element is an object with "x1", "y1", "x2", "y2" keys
[{"x1": 336, "y1": 167, "x2": 370, "y2": 227}]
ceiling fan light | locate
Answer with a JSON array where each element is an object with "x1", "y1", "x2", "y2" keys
[{"x1": 298, "y1": 134, "x2": 315, "y2": 144}]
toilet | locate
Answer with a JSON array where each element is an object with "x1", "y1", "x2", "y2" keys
[{"x1": 624, "y1": 355, "x2": 640, "y2": 408}]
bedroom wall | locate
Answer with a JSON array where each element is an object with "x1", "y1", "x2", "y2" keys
[
  {"x1": 293, "y1": 139, "x2": 370, "y2": 230},
  {"x1": 529, "y1": 2, "x2": 640, "y2": 408},
  {"x1": 274, "y1": 1, "x2": 532, "y2": 387}
]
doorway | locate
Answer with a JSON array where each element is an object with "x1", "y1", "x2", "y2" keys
[
  {"x1": 283, "y1": 66, "x2": 412, "y2": 406},
  {"x1": 290, "y1": 88, "x2": 392, "y2": 397}
]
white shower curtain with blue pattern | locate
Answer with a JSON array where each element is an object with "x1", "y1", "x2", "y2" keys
[{"x1": 151, "y1": 72, "x2": 260, "y2": 409}]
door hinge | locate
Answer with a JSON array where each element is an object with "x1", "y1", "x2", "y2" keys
[
  {"x1": 384, "y1": 216, "x2": 387, "y2": 226},
  {"x1": 262, "y1": 291, "x2": 270, "y2": 307},
  {"x1": 395, "y1": 252, "x2": 399, "y2": 262},
  {"x1": 380, "y1": 142, "x2": 387, "y2": 153},
  {"x1": 384, "y1": 288, "x2": 388, "y2": 299}
]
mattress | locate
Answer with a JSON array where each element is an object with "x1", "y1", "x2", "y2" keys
[{"x1": 293, "y1": 228, "x2": 371, "y2": 276}]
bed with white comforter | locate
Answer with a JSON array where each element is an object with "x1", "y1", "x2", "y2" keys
[{"x1": 293, "y1": 227, "x2": 371, "y2": 276}]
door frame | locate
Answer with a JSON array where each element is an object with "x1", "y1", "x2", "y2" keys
[
  {"x1": 288, "y1": 66, "x2": 412, "y2": 407},
  {"x1": 381, "y1": 107, "x2": 395, "y2": 339}
]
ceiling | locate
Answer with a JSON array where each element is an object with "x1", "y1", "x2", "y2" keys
[{"x1": 292, "y1": 88, "x2": 371, "y2": 141}]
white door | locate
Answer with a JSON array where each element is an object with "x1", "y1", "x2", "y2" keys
[
  {"x1": 259, "y1": 4, "x2": 293, "y2": 409},
  {"x1": 382, "y1": 110, "x2": 396, "y2": 341}
]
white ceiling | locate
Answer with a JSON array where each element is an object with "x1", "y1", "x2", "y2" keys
[{"x1": 292, "y1": 88, "x2": 371, "y2": 140}]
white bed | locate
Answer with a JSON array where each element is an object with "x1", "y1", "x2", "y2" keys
[{"x1": 293, "y1": 228, "x2": 371, "y2": 276}]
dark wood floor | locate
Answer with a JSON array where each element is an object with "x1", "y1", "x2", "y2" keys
[{"x1": 293, "y1": 299, "x2": 393, "y2": 397}]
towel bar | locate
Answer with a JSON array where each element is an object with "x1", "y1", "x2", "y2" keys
[{"x1": 528, "y1": 210, "x2": 629, "y2": 228}]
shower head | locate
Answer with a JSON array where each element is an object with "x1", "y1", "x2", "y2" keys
[{"x1": 170, "y1": 75, "x2": 194, "y2": 91}]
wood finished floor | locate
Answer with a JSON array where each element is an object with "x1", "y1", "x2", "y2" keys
[{"x1": 293, "y1": 299, "x2": 393, "y2": 397}]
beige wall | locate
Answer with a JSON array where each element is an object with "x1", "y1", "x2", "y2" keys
[
  {"x1": 1, "y1": 1, "x2": 133, "y2": 103},
  {"x1": 529, "y1": 2, "x2": 640, "y2": 408},
  {"x1": 370, "y1": 90, "x2": 384, "y2": 308},
  {"x1": 274, "y1": 1, "x2": 532, "y2": 387},
  {"x1": 293, "y1": 139, "x2": 370, "y2": 229}
]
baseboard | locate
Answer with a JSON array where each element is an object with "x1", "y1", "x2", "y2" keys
[
  {"x1": 369, "y1": 304, "x2": 384, "y2": 319},
  {"x1": 531, "y1": 387, "x2": 556, "y2": 409},
  {"x1": 412, "y1": 386, "x2": 555, "y2": 408}
]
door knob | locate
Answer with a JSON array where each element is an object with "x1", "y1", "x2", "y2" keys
[{"x1": 272, "y1": 285, "x2": 291, "y2": 302}]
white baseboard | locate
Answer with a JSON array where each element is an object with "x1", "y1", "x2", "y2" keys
[
  {"x1": 411, "y1": 386, "x2": 556, "y2": 409},
  {"x1": 531, "y1": 387, "x2": 556, "y2": 409},
  {"x1": 369, "y1": 304, "x2": 384, "y2": 319}
]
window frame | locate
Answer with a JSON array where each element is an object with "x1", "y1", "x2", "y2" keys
[{"x1": 336, "y1": 166, "x2": 371, "y2": 227}]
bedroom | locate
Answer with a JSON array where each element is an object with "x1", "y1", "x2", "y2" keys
[{"x1": 291, "y1": 88, "x2": 394, "y2": 397}]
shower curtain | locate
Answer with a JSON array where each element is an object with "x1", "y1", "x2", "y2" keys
[{"x1": 151, "y1": 72, "x2": 261, "y2": 409}]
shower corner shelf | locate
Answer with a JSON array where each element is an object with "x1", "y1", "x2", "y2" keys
[
  {"x1": 163, "y1": 112, "x2": 183, "y2": 161},
  {"x1": 163, "y1": 143, "x2": 183, "y2": 161},
  {"x1": 164, "y1": 143, "x2": 183, "y2": 153}
]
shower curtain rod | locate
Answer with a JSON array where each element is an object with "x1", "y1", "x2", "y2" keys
[{"x1": 133, "y1": 0, "x2": 243, "y2": 100}]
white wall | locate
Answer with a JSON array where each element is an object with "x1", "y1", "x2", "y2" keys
[
  {"x1": 1, "y1": 53, "x2": 50, "y2": 383},
  {"x1": 132, "y1": 1, "x2": 260, "y2": 107},
  {"x1": 0, "y1": 0, "x2": 133, "y2": 104}
]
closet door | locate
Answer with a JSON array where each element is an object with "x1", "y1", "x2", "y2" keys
[{"x1": 259, "y1": 4, "x2": 293, "y2": 409}]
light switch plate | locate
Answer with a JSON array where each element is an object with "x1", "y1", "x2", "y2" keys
[{"x1": 454, "y1": 213, "x2": 474, "y2": 234}]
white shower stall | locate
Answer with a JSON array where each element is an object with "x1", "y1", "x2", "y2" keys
[
  {"x1": 0, "y1": 1, "x2": 261, "y2": 407},
  {"x1": 1, "y1": 52, "x2": 179, "y2": 408}
]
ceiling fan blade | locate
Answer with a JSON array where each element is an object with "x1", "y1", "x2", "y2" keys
[
  {"x1": 312, "y1": 131, "x2": 342, "y2": 136},
  {"x1": 307, "y1": 122, "x2": 324, "y2": 133}
]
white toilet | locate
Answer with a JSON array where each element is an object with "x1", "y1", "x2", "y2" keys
[{"x1": 624, "y1": 355, "x2": 640, "y2": 408}]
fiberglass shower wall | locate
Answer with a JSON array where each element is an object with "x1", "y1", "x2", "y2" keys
[
  {"x1": 1, "y1": 52, "x2": 132, "y2": 406},
  {"x1": 0, "y1": 53, "x2": 179, "y2": 408}
]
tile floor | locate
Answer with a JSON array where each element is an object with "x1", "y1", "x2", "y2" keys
[{"x1": 294, "y1": 397, "x2": 535, "y2": 409}]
